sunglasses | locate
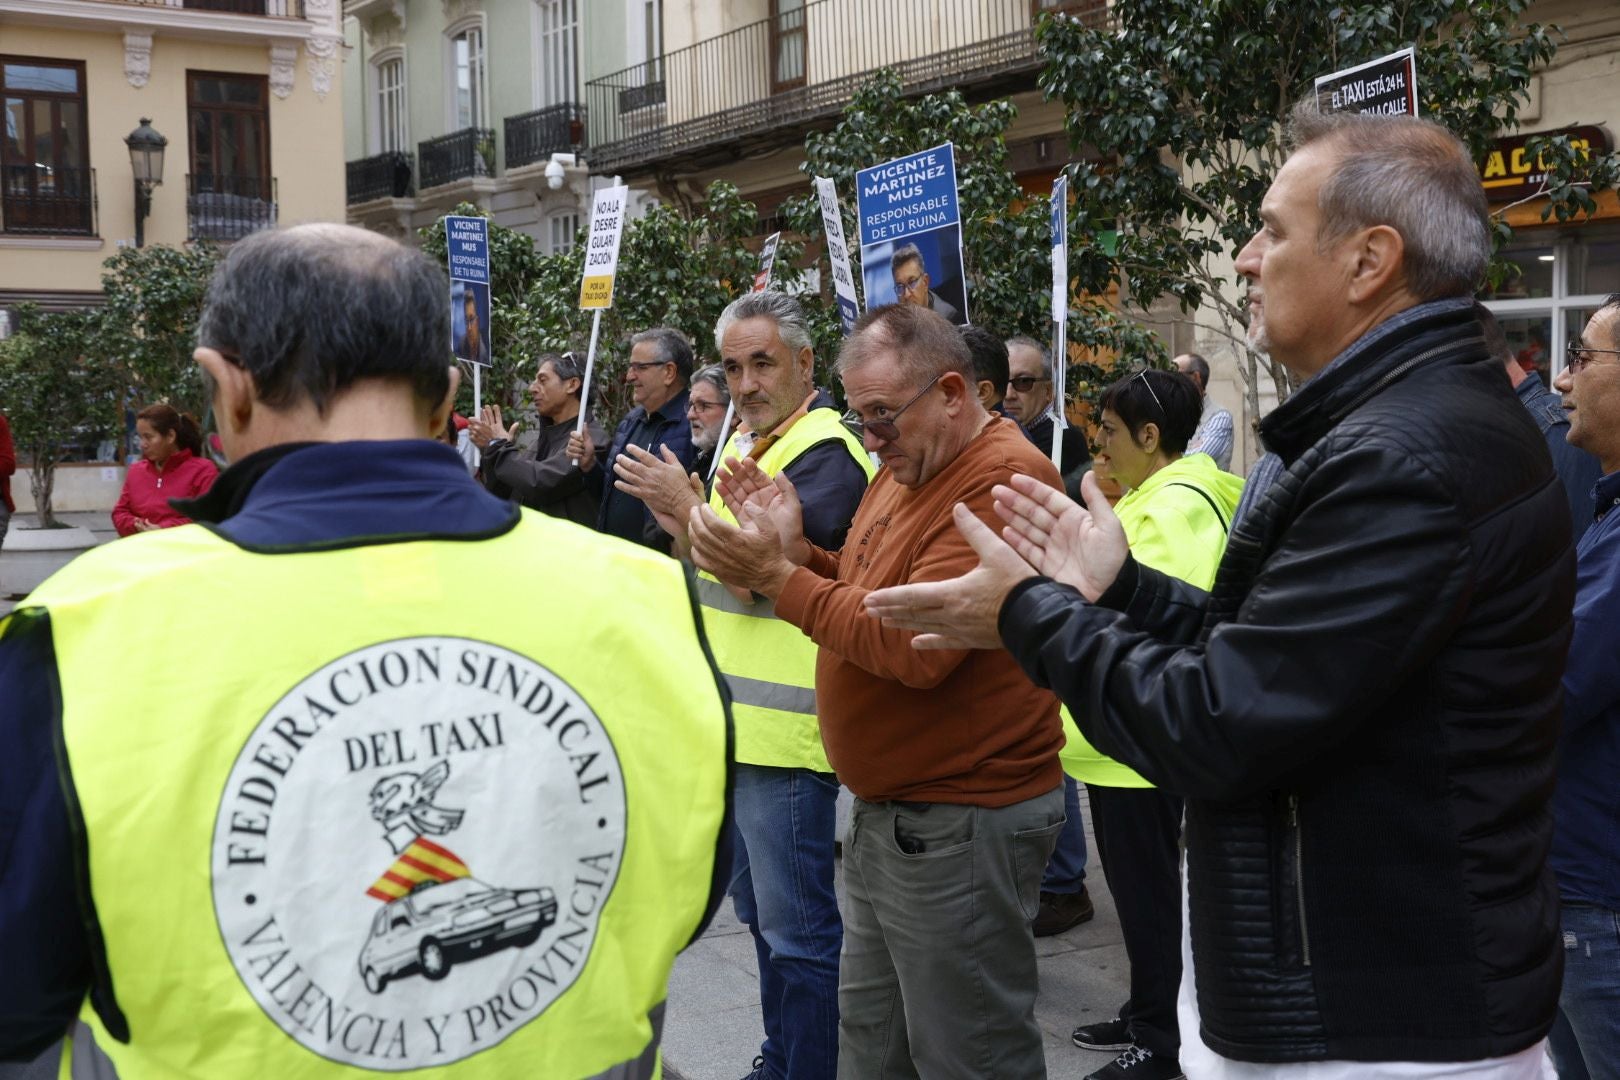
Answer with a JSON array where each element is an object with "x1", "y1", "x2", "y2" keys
[
  {"x1": 1132, "y1": 368, "x2": 1166, "y2": 417},
  {"x1": 1006, "y1": 375, "x2": 1051, "y2": 393},
  {"x1": 853, "y1": 373, "x2": 943, "y2": 442},
  {"x1": 1565, "y1": 340, "x2": 1620, "y2": 374}
]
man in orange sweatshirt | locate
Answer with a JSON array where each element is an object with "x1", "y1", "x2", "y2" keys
[{"x1": 690, "y1": 303, "x2": 1066, "y2": 1079}]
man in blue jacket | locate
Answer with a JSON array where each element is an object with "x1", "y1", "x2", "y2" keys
[
  {"x1": 1547, "y1": 293, "x2": 1620, "y2": 1078},
  {"x1": 570, "y1": 327, "x2": 697, "y2": 551}
]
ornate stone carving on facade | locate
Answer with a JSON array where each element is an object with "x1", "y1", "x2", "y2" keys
[
  {"x1": 124, "y1": 31, "x2": 153, "y2": 90},
  {"x1": 269, "y1": 44, "x2": 299, "y2": 100},
  {"x1": 441, "y1": 0, "x2": 483, "y2": 23}
]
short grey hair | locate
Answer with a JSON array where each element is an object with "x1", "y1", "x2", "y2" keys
[
  {"x1": 837, "y1": 303, "x2": 973, "y2": 387},
  {"x1": 1287, "y1": 103, "x2": 1489, "y2": 301},
  {"x1": 1005, "y1": 335, "x2": 1053, "y2": 380},
  {"x1": 629, "y1": 326, "x2": 694, "y2": 382},
  {"x1": 890, "y1": 243, "x2": 924, "y2": 276},
  {"x1": 713, "y1": 291, "x2": 814, "y2": 357},
  {"x1": 690, "y1": 363, "x2": 730, "y2": 404}
]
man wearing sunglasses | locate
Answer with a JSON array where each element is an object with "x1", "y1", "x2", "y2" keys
[
  {"x1": 1006, "y1": 335, "x2": 1087, "y2": 480},
  {"x1": 688, "y1": 303, "x2": 1066, "y2": 1077},
  {"x1": 1547, "y1": 293, "x2": 1620, "y2": 1079}
]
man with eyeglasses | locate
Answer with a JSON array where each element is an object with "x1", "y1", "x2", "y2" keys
[
  {"x1": 569, "y1": 326, "x2": 697, "y2": 550},
  {"x1": 891, "y1": 243, "x2": 963, "y2": 326},
  {"x1": 1173, "y1": 352, "x2": 1234, "y2": 472},
  {"x1": 1546, "y1": 293, "x2": 1620, "y2": 1080},
  {"x1": 687, "y1": 303, "x2": 1065, "y2": 1077},
  {"x1": 470, "y1": 351, "x2": 608, "y2": 529}
]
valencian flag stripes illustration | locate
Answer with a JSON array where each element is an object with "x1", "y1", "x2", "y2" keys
[{"x1": 366, "y1": 837, "x2": 472, "y2": 901}]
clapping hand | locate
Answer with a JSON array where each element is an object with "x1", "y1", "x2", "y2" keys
[
  {"x1": 994, "y1": 471, "x2": 1127, "y2": 602},
  {"x1": 467, "y1": 405, "x2": 518, "y2": 450},
  {"x1": 717, "y1": 459, "x2": 810, "y2": 566},
  {"x1": 613, "y1": 444, "x2": 704, "y2": 538}
]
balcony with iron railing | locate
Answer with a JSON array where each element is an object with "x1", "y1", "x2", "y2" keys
[
  {"x1": 584, "y1": 0, "x2": 1111, "y2": 175},
  {"x1": 187, "y1": 174, "x2": 277, "y2": 241},
  {"x1": 417, "y1": 127, "x2": 496, "y2": 191},
  {"x1": 1, "y1": 165, "x2": 98, "y2": 237},
  {"x1": 346, "y1": 151, "x2": 414, "y2": 204},
  {"x1": 504, "y1": 103, "x2": 587, "y2": 170},
  {"x1": 78, "y1": 0, "x2": 307, "y2": 15}
]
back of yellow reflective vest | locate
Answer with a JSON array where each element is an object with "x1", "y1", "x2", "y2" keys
[{"x1": 26, "y1": 514, "x2": 729, "y2": 1080}]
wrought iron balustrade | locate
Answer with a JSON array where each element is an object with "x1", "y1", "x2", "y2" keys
[
  {"x1": 417, "y1": 127, "x2": 496, "y2": 190},
  {"x1": 80, "y1": 0, "x2": 307, "y2": 16},
  {"x1": 504, "y1": 103, "x2": 587, "y2": 169},
  {"x1": 584, "y1": 0, "x2": 1113, "y2": 174},
  {"x1": 346, "y1": 151, "x2": 414, "y2": 204},
  {"x1": 187, "y1": 174, "x2": 277, "y2": 241},
  {"x1": 0, "y1": 165, "x2": 98, "y2": 236}
]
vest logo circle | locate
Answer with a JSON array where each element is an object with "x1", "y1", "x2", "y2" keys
[{"x1": 211, "y1": 637, "x2": 625, "y2": 1069}]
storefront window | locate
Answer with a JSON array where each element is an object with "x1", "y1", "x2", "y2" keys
[{"x1": 1481, "y1": 225, "x2": 1620, "y2": 381}]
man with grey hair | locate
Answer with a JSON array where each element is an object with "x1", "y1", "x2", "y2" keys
[
  {"x1": 619, "y1": 289, "x2": 871, "y2": 1080},
  {"x1": 689, "y1": 303, "x2": 1065, "y2": 1077},
  {"x1": 868, "y1": 107, "x2": 1573, "y2": 1078},
  {"x1": 1005, "y1": 334, "x2": 1086, "y2": 479},
  {"x1": 1173, "y1": 352, "x2": 1234, "y2": 471},
  {"x1": 891, "y1": 243, "x2": 962, "y2": 325},
  {"x1": 570, "y1": 326, "x2": 697, "y2": 550}
]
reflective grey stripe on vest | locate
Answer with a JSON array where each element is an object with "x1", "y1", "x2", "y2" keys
[
  {"x1": 69, "y1": 1022, "x2": 119, "y2": 1080},
  {"x1": 693, "y1": 573, "x2": 775, "y2": 619},
  {"x1": 68, "y1": 1003, "x2": 666, "y2": 1080},
  {"x1": 726, "y1": 673, "x2": 817, "y2": 717}
]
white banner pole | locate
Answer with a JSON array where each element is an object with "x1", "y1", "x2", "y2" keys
[
  {"x1": 571, "y1": 308, "x2": 604, "y2": 467},
  {"x1": 708, "y1": 399, "x2": 737, "y2": 483}
]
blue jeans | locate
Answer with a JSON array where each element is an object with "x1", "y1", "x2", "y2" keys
[
  {"x1": 1550, "y1": 901, "x2": 1620, "y2": 1080},
  {"x1": 1042, "y1": 774, "x2": 1089, "y2": 893},
  {"x1": 729, "y1": 764, "x2": 842, "y2": 1080}
]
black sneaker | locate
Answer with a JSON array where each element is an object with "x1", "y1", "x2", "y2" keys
[
  {"x1": 1083, "y1": 1045, "x2": 1184, "y2": 1080},
  {"x1": 1033, "y1": 885, "x2": 1096, "y2": 936},
  {"x1": 739, "y1": 1056, "x2": 771, "y2": 1080},
  {"x1": 1072, "y1": 1016, "x2": 1132, "y2": 1051}
]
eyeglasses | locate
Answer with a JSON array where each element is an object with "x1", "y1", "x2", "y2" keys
[
  {"x1": 894, "y1": 274, "x2": 927, "y2": 296},
  {"x1": 626, "y1": 360, "x2": 672, "y2": 373},
  {"x1": 855, "y1": 373, "x2": 943, "y2": 442},
  {"x1": 688, "y1": 399, "x2": 728, "y2": 414},
  {"x1": 1006, "y1": 375, "x2": 1051, "y2": 393},
  {"x1": 1565, "y1": 341, "x2": 1620, "y2": 374}
]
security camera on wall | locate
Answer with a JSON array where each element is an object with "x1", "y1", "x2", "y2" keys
[{"x1": 544, "y1": 152, "x2": 577, "y2": 191}]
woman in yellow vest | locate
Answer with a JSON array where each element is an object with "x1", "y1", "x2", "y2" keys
[{"x1": 1064, "y1": 368, "x2": 1244, "y2": 1080}]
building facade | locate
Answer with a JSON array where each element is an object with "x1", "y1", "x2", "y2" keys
[
  {"x1": 342, "y1": 0, "x2": 631, "y2": 250},
  {"x1": 0, "y1": 0, "x2": 347, "y2": 313}
]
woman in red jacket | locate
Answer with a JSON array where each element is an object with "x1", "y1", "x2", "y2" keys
[{"x1": 111, "y1": 404, "x2": 218, "y2": 537}]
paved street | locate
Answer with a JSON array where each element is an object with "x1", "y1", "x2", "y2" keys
[{"x1": 663, "y1": 788, "x2": 1130, "y2": 1080}]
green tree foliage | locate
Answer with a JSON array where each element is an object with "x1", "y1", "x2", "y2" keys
[
  {"x1": 1039, "y1": 0, "x2": 1620, "y2": 421},
  {"x1": 0, "y1": 306, "x2": 121, "y2": 527},
  {"x1": 782, "y1": 70, "x2": 1167, "y2": 410},
  {"x1": 97, "y1": 243, "x2": 220, "y2": 418}
]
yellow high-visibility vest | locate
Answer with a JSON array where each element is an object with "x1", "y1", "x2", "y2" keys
[
  {"x1": 15, "y1": 512, "x2": 729, "y2": 1080},
  {"x1": 696, "y1": 407, "x2": 873, "y2": 772}
]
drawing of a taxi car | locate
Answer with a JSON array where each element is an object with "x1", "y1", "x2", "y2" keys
[{"x1": 358, "y1": 877, "x2": 558, "y2": 993}]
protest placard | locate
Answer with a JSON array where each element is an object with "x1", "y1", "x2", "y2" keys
[
  {"x1": 814, "y1": 177, "x2": 860, "y2": 335},
  {"x1": 752, "y1": 232, "x2": 781, "y2": 292},
  {"x1": 1049, "y1": 175, "x2": 1070, "y2": 467},
  {"x1": 579, "y1": 185, "x2": 628, "y2": 310},
  {"x1": 445, "y1": 215, "x2": 490, "y2": 368},
  {"x1": 855, "y1": 143, "x2": 969, "y2": 325},
  {"x1": 1314, "y1": 47, "x2": 1418, "y2": 117}
]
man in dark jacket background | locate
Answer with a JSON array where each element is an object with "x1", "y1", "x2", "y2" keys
[
  {"x1": 570, "y1": 326, "x2": 697, "y2": 551},
  {"x1": 867, "y1": 107, "x2": 1572, "y2": 1077},
  {"x1": 470, "y1": 350, "x2": 607, "y2": 529}
]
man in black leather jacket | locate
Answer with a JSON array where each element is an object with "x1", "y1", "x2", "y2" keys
[{"x1": 865, "y1": 108, "x2": 1573, "y2": 1074}]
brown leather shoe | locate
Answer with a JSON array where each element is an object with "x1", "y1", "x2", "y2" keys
[{"x1": 1033, "y1": 885, "x2": 1095, "y2": 937}]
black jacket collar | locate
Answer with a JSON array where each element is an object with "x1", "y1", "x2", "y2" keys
[{"x1": 1259, "y1": 298, "x2": 1484, "y2": 463}]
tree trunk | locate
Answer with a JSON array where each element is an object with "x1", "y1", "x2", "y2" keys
[{"x1": 30, "y1": 450, "x2": 56, "y2": 528}]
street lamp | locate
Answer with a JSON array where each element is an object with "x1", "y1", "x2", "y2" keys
[{"x1": 125, "y1": 118, "x2": 167, "y2": 248}]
